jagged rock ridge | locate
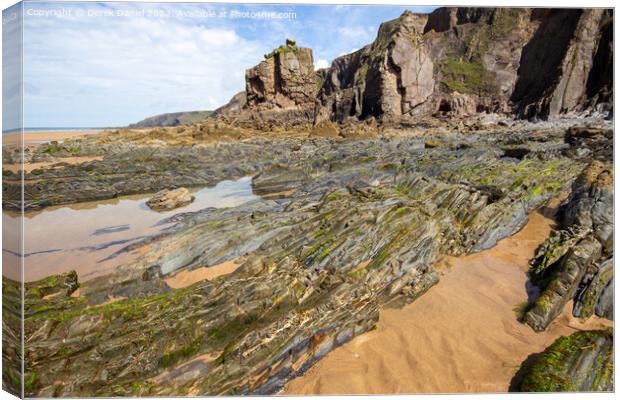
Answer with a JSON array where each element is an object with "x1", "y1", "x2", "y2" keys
[{"x1": 224, "y1": 7, "x2": 613, "y2": 124}]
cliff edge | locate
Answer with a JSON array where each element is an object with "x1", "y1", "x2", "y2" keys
[{"x1": 221, "y1": 7, "x2": 613, "y2": 125}]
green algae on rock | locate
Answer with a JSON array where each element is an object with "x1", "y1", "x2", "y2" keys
[
  {"x1": 525, "y1": 159, "x2": 613, "y2": 332},
  {"x1": 518, "y1": 330, "x2": 613, "y2": 392},
  {"x1": 6, "y1": 124, "x2": 592, "y2": 396}
]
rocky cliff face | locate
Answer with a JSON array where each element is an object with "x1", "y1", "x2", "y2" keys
[
  {"x1": 512, "y1": 9, "x2": 613, "y2": 119},
  {"x1": 315, "y1": 11, "x2": 435, "y2": 123},
  {"x1": 243, "y1": 39, "x2": 318, "y2": 123},
  {"x1": 232, "y1": 7, "x2": 613, "y2": 124}
]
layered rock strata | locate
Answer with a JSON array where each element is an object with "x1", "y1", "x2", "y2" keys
[
  {"x1": 5, "y1": 126, "x2": 595, "y2": 396},
  {"x1": 524, "y1": 158, "x2": 613, "y2": 331},
  {"x1": 243, "y1": 39, "x2": 319, "y2": 123},
  {"x1": 517, "y1": 330, "x2": 613, "y2": 392}
]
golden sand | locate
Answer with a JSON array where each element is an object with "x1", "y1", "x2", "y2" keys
[
  {"x1": 284, "y1": 209, "x2": 611, "y2": 394},
  {"x1": 2, "y1": 130, "x2": 102, "y2": 144},
  {"x1": 164, "y1": 260, "x2": 242, "y2": 289},
  {"x1": 3, "y1": 156, "x2": 103, "y2": 173}
]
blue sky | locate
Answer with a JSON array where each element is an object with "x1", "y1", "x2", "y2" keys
[{"x1": 10, "y1": 1, "x2": 437, "y2": 128}]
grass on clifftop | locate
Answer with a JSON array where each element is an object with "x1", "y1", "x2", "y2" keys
[{"x1": 264, "y1": 44, "x2": 299, "y2": 59}]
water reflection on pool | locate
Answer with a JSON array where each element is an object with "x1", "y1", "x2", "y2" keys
[{"x1": 4, "y1": 177, "x2": 258, "y2": 282}]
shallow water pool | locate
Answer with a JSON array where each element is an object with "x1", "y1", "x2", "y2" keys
[{"x1": 3, "y1": 177, "x2": 258, "y2": 282}]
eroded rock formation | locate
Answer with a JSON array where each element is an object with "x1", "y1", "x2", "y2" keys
[
  {"x1": 224, "y1": 8, "x2": 613, "y2": 124},
  {"x1": 525, "y1": 145, "x2": 613, "y2": 331},
  {"x1": 513, "y1": 9, "x2": 614, "y2": 119},
  {"x1": 243, "y1": 39, "x2": 318, "y2": 123}
]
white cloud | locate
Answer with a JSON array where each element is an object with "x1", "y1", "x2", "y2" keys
[
  {"x1": 22, "y1": 7, "x2": 264, "y2": 127},
  {"x1": 337, "y1": 49, "x2": 360, "y2": 57},
  {"x1": 315, "y1": 59, "x2": 330, "y2": 70},
  {"x1": 18, "y1": 3, "x2": 437, "y2": 127},
  {"x1": 337, "y1": 26, "x2": 374, "y2": 42}
]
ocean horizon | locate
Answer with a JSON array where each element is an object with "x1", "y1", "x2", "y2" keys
[{"x1": 2, "y1": 127, "x2": 111, "y2": 134}]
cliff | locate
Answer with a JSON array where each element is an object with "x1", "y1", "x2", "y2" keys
[{"x1": 225, "y1": 7, "x2": 613, "y2": 124}]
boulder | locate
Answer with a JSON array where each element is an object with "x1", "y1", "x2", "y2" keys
[{"x1": 146, "y1": 188, "x2": 195, "y2": 211}]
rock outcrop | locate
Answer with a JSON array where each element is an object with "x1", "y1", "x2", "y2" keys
[
  {"x1": 314, "y1": 10, "x2": 434, "y2": 123},
  {"x1": 212, "y1": 91, "x2": 246, "y2": 117},
  {"x1": 228, "y1": 8, "x2": 613, "y2": 125},
  {"x1": 512, "y1": 9, "x2": 613, "y2": 120},
  {"x1": 517, "y1": 329, "x2": 613, "y2": 392},
  {"x1": 319, "y1": 7, "x2": 613, "y2": 122},
  {"x1": 525, "y1": 147, "x2": 613, "y2": 331},
  {"x1": 243, "y1": 39, "x2": 318, "y2": 123}
]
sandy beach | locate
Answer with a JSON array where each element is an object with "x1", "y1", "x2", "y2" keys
[
  {"x1": 2, "y1": 156, "x2": 104, "y2": 173},
  {"x1": 164, "y1": 260, "x2": 242, "y2": 288},
  {"x1": 2, "y1": 129, "x2": 103, "y2": 144},
  {"x1": 283, "y1": 206, "x2": 612, "y2": 394}
]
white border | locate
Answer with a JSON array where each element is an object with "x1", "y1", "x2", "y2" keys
[{"x1": 0, "y1": 1, "x2": 617, "y2": 400}]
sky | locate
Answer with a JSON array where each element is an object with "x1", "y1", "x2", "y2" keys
[{"x1": 5, "y1": 1, "x2": 437, "y2": 129}]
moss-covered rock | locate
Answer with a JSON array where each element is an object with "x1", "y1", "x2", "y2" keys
[
  {"x1": 518, "y1": 330, "x2": 613, "y2": 392},
  {"x1": 525, "y1": 159, "x2": 614, "y2": 331}
]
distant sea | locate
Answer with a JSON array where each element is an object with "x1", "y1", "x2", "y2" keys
[{"x1": 2, "y1": 127, "x2": 111, "y2": 134}]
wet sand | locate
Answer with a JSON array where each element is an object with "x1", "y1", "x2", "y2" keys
[
  {"x1": 2, "y1": 130, "x2": 102, "y2": 144},
  {"x1": 164, "y1": 260, "x2": 242, "y2": 289},
  {"x1": 284, "y1": 208, "x2": 612, "y2": 394}
]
